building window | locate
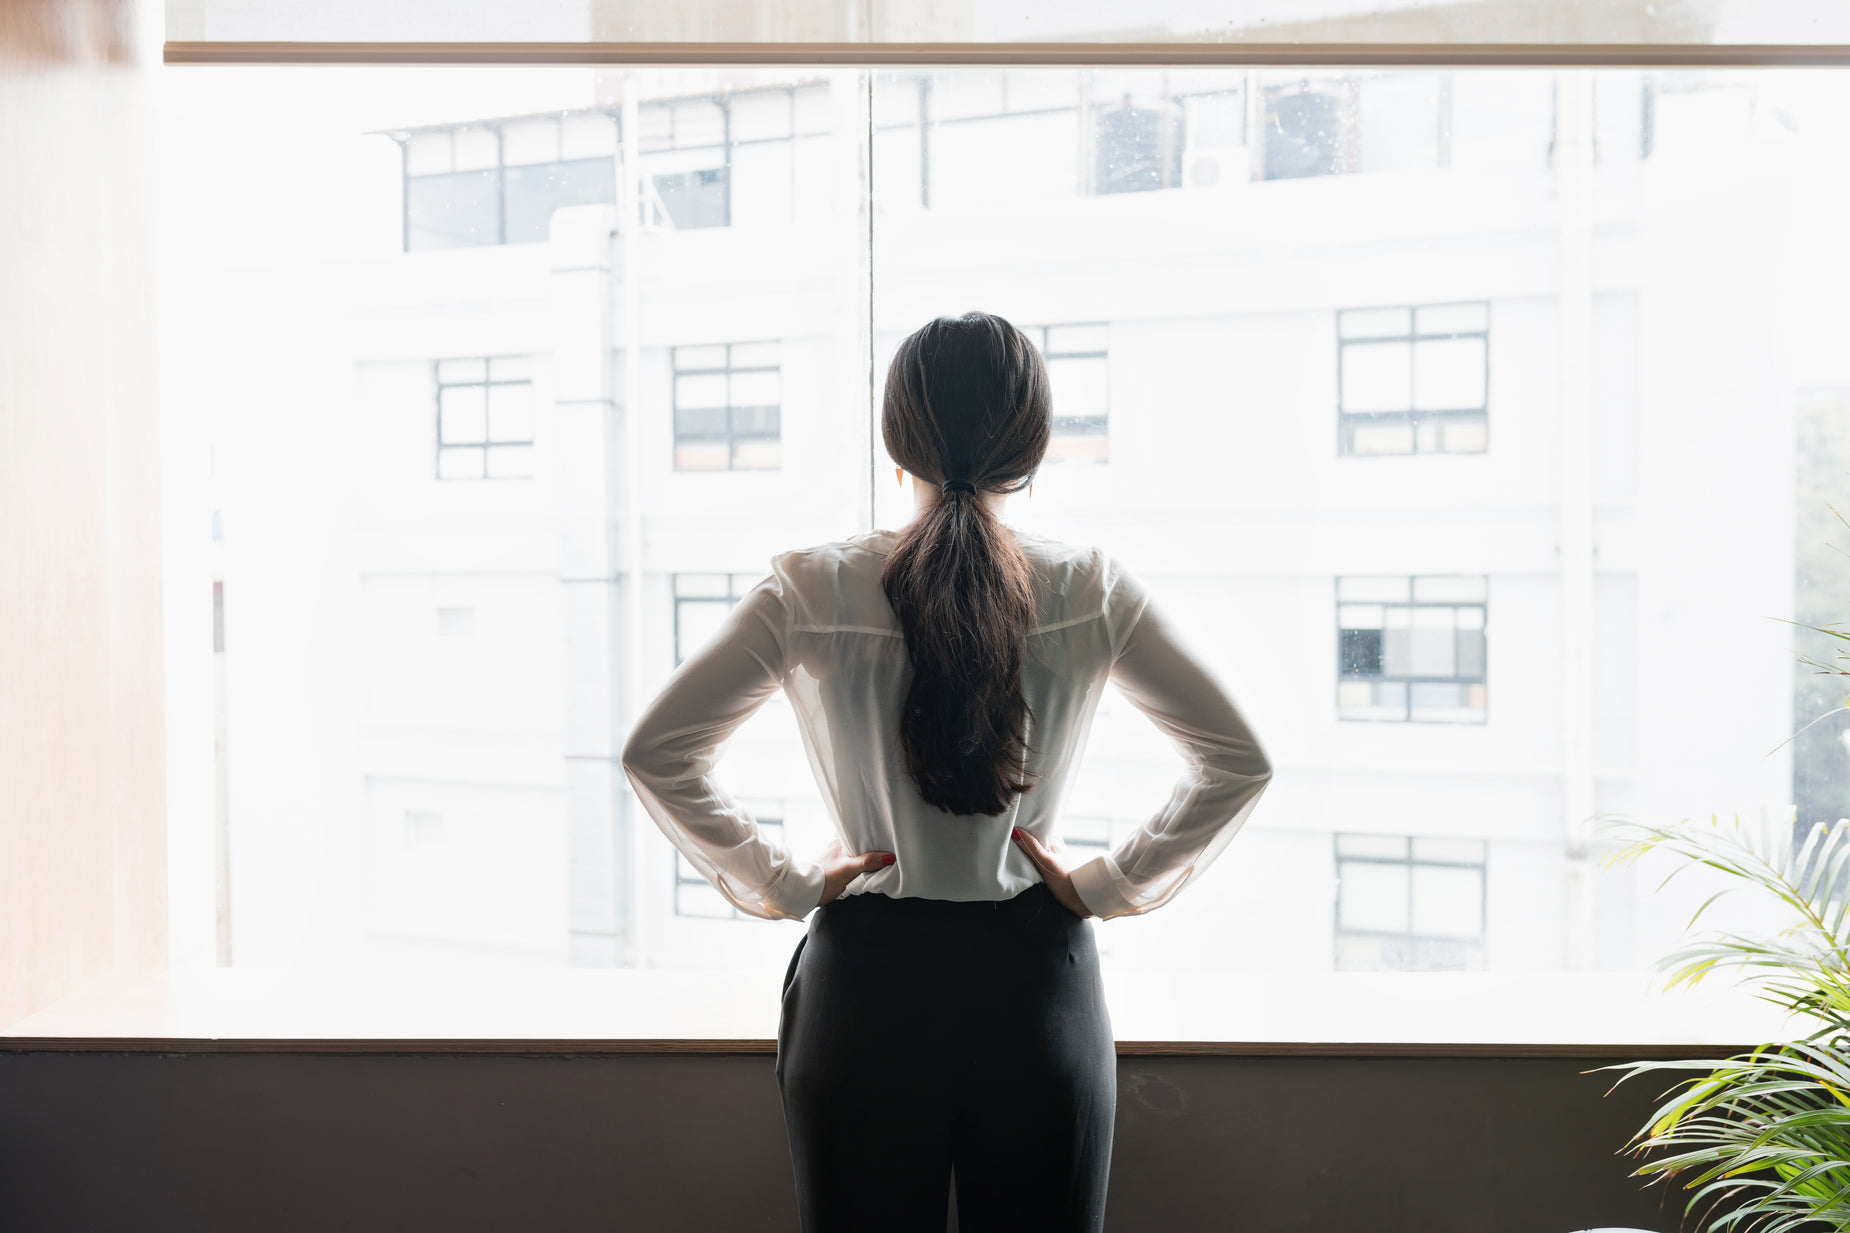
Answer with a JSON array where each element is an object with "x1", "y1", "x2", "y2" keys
[
  {"x1": 1334, "y1": 834, "x2": 1486, "y2": 971},
  {"x1": 1093, "y1": 95, "x2": 1185, "y2": 194},
  {"x1": 1023, "y1": 324, "x2": 1109, "y2": 463},
  {"x1": 1338, "y1": 303, "x2": 1489, "y2": 456},
  {"x1": 673, "y1": 573, "x2": 764, "y2": 665},
  {"x1": 672, "y1": 344, "x2": 781, "y2": 471},
  {"x1": 435, "y1": 356, "x2": 535, "y2": 480},
  {"x1": 675, "y1": 817, "x2": 785, "y2": 919},
  {"x1": 1337, "y1": 576, "x2": 1486, "y2": 723},
  {"x1": 396, "y1": 112, "x2": 619, "y2": 251}
]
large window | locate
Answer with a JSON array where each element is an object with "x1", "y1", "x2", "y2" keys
[{"x1": 80, "y1": 57, "x2": 1834, "y2": 1047}]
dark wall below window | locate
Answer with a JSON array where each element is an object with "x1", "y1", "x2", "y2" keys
[{"x1": 0, "y1": 1050, "x2": 1689, "y2": 1232}]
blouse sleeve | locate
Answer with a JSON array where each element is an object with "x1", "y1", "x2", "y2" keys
[
  {"x1": 1067, "y1": 558, "x2": 1274, "y2": 921},
  {"x1": 619, "y1": 568, "x2": 827, "y2": 922}
]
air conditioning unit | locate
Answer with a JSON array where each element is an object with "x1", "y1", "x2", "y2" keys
[{"x1": 1182, "y1": 144, "x2": 1248, "y2": 189}]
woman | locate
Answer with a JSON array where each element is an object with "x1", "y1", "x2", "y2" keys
[{"x1": 621, "y1": 312, "x2": 1272, "y2": 1232}]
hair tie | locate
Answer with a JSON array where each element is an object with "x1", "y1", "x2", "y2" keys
[{"x1": 939, "y1": 478, "x2": 977, "y2": 495}]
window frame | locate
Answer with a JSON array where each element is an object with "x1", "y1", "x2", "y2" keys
[
  {"x1": 1332, "y1": 834, "x2": 1490, "y2": 972},
  {"x1": 1335, "y1": 574, "x2": 1489, "y2": 725},
  {"x1": 112, "y1": 37, "x2": 1834, "y2": 1053},
  {"x1": 432, "y1": 355, "x2": 537, "y2": 481},
  {"x1": 670, "y1": 343, "x2": 782, "y2": 472},
  {"x1": 1336, "y1": 301, "x2": 1490, "y2": 457}
]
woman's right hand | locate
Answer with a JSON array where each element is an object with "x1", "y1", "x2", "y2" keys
[
  {"x1": 1011, "y1": 827, "x2": 1095, "y2": 919},
  {"x1": 817, "y1": 838, "x2": 895, "y2": 907}
]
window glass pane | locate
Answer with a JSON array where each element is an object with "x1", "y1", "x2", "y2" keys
[
  {"x1": 1048, "y1": 355, "x2": 1108, "y2": 423},
  {"x1": 487, "y1": 383, "x2": 535, "y2": 442},
  {"x1": 652, "y1": 167, "x2": 730, "y2": 229},
  {"x1": 1407, "y1": 608, "x2": 1459, "y2": 677},
  {"x1": 485, "y1": 444, "x2": 534, "y2": 478},
  {"x1": 407, "y1": 170, "x2": 500, "y2": 250},
  {"x1": 675, "y1": 373, "x2": 728, "y2": 409},
  {"x1": 1348, "y1": 422, "x2": 1414, "y2": 455},
  {"x1": 1338, "y1": 862, "x2": 1410, "y2": 934},
  {"x1": 1441, "y1": 417, "x2": 1488, "y2": 452},
  {"x1": 439, "y1": 385, "x2": 487, "y2": 444},
  {"x1": 1412, "y1": 336, "x2": 1487, "y2": 411},
  {"x1": 676, "y1": 597, "x2": 730, "y2": 660},
  {"x1": 488, "y1": 356, "x2": 531, "y2": 381},
  {"x1": 729, "y1": 370, "x2": 780, "y2": 407},
  {"x1": 1263, "y1": 82, "x2": 1351, "y2": 180},
  {"x1": 1416, "y1": 303, "x2": 1489, "y2": 335},
  {"x1": 729, "y1": 342, "x2": 779, "y2": 368},
  {"x1": 1338, "y1": 603, "x2": 1385, "y2": 629},
  {"x1": 732, "y1": 438, "x2": 782, "y2": 469},
  {"x1": 1339, "y1": 307, "x2": 1411, "y2": 339},
  {"x1": 1411, "y1": 865, "x2": 1485, "y2": 938},
  {"x1": 504, "y1": 157, "x2": 615, "y2": 244},
  {"x1": 1340, "y1": 341, "x2": 1412, "y2": 413},
  {"x1": 674, "y1": 574, "x2": 729, "y2": 598}
]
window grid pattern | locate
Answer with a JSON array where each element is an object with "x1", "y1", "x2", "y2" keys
[
  {"x1": 1337, "y1": 302, "x2": 1490, "y2": 456},
  {"x1": 397, "y1": 112, "x2": 620, "y2": 251},
  {"x1": 394, "y1": 84, "x2": 833, "y2": 247},
  {"x1": 1333, "y1": 834, "x2": 1487, "y2": 971},
  {"x1": 672, "y1": 573, "x2": 764, "y2": 666},
  {"x1": 434, "y1": 356, "x2": 535, "y2": 481},
  {"x1": 675, "y1": 817, "x2": 786, "y2": 920},
  {"x1": 672, "y1": 344, "x2": 781, "y2": 471},
  {"x1": 640, "y1": 84, "x2": 831, "y2": 230},
  {"x1": 1336, "y1": 575, "x2": 1487, "y2": 723}
]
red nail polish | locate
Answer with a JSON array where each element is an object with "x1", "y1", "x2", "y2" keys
[
  {"x1": 882, "y1": 853, "x2": 896, "y2": 866},
  {"x1": 1011, "y1": 828, "x2": 1023, "y2": 840}
]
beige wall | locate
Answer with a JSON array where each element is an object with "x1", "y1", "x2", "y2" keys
[{"x1": 0, "y1": 0, "x2": 165, "y2": 1029}]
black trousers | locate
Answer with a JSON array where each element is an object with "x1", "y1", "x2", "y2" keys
[{"x1": 775, "y1": 881, "x2": 1116, "y2": 1233}]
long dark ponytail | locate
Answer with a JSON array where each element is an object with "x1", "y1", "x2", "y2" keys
[{"x1": 881, "y1": 313, "x2": 1052, "y2": 817}]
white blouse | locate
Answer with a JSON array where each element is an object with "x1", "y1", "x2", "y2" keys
[{"x1": 620, "y1": 527, "x2": 1273, "y2": 922}]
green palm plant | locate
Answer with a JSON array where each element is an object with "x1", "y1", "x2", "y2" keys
[{"x1": 1601, "y1": 812, "x2": 1850, "y2": 1231}]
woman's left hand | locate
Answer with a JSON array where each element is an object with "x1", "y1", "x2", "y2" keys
[{"x1": 1011, "y1": 827, "x2": 1095, "y2": 919}]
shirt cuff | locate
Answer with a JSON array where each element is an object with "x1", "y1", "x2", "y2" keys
[
  {"x1": 764, "y1": 856, "x2": 828, "y2": 921},
  {"x1": 1070, "y1": 853, "x2": 1139, "y2": 921}
]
